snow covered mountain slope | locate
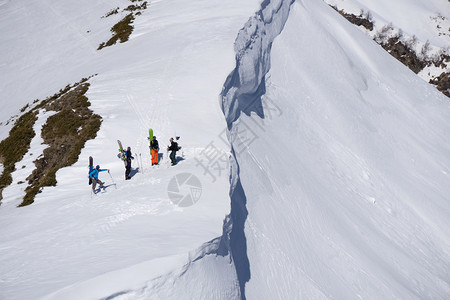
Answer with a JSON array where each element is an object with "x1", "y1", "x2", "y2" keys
[
  {"x1": 325, "y1": 0, "x2": 449, "y2": 48},
  {"x1": 85, "y1": 0, "x2": 450, "y2": 299},
  {"x1": 0, "y1": 0, "x2": 260, "y2": 299},
  {"x1": 226, "y1": 0, "x2": 450, "y2": 299},
  {"x1": 1, "y1": 0, "x2": 450, "y2": 299},
  {"x1": 324, "y1": 0, "x2": 450, "y2": 98}
]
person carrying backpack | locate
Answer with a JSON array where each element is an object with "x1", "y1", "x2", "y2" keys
[
  {"x1": 167, "y1": 137, "x2": 180, "y2": 166},
  {"x1": 151, "y1": 136, "x2": 159, "y2": 166},
  {"x1": 124, "y1": 146, "x2": 134, "y2": 180},
  {"x1": 89, "y1": 165, "x2": 109, "y2": 193}
]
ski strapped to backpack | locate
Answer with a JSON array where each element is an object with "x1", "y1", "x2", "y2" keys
[{"x1": 88, "y1": 156, "x2": 93, "y2": 185}]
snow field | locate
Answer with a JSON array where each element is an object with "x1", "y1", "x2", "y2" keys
[
  {"x1": 0, "y1": 0, "x2": 260, "y2": 299},
  {"x1": 238, "y1": 1, "x2": 450, "y2": 299},
  {"x1": 1, "y1": 0, "x2": 449, "y2": 299}
]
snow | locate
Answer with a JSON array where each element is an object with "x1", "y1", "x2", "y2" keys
[
  {"x1": 234, "y1": 1, "x2": 450, "y2": 298},
  {"x1": 324, "y1": 0, "x2": 450, "y2": 105},
  {"x1": 1, "y1": 110, "x2": 57, "y2": 205},
  {"x1": 419, "y1": 63, "x2": 448, "y2": 81},
  {"x1": 325, "y1": 0, "x2": 450, "y2": 48},
  {"x1": 0, "y1": 0, "x2": 260, "y2": 299},
  {"x1": 1, "y1": 0, "x2": 450, "y2": 299}
]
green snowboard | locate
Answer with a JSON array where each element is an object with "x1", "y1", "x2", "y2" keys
[
  {"x1": 117, "y1": 140, "x2": 126, "y2": 166},
  {"x1": 148, "y1": 128, "x2": 153, "y2": 155}
]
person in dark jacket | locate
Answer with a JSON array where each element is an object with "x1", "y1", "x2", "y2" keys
[
  {"x1": 89, "y1": 165, "x2": 109, "y2": 193},
  {"x1": 124, "y1": 146, "x2": 134, "y2": 179},
  {"x1": 150, "y1": 136, "x2": 159, "y2": 166},
  {"x1": 167, "y1": 138, "x2": 179, "y2": 166}
]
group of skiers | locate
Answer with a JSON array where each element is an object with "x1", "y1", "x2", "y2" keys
[{"x1": 89, "y1": 136, "x2": 181, "y2": 194}]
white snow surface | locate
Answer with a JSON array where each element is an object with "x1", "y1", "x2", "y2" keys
[
  {"x1": 325, "y1": 0, "x2": 450, "y2": 49},
  {"x1": 1, "y1": 0, "x2": 450, "y2": 299},
  {"x1": 235, "y1": 1, "x2": 450, "y2": 299},
  {"x1": 324, "y1": 0, "x2": 450, "y2": 85},
  {"x1": 0, "y1": 0, "x2": 260, "y2": 299}
]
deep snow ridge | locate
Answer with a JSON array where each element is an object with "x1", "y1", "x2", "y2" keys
[
  {"x1": 220, "y1": 0, "x2": 294, "y2": 129},
  {"x1": 218, "y1": 0, "x2": 295, "y2": 298}
]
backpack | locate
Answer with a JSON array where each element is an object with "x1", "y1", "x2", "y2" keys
[{"x1": 89, "y1": 168, "x2": 98, "y2": 180}]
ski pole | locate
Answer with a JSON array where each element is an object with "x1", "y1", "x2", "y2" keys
[
  {"x1": 108, "y1": 170, "x2": 117, "y2": 189},
  {"x1": 140, "y1": 153, "x2": 144, "y2": 173},
  {"x1": 135, "y1": 152, "x2": 141, "y2": 171}
]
